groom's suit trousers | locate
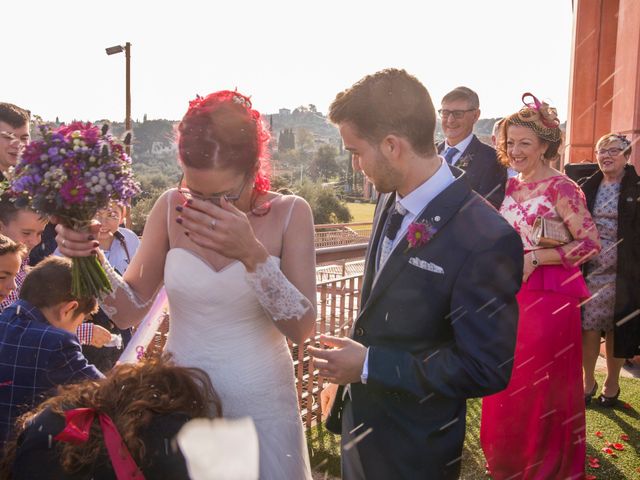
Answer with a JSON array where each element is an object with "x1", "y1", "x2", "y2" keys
[{"x1": 340, "y1": 399, "x2": 366, "y2": 480}]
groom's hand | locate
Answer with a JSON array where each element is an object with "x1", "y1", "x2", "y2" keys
[{"x1": 308, "y1": 335, "x2": 367, "y2": 385}]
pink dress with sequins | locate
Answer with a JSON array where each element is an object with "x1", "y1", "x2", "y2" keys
[{"x1": 481, "y1": 175, "x2": 601, "y2": 480}]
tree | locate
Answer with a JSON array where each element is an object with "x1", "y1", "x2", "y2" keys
[
  {"x1": 295, "y1": 181, "x2": 352, "y2": 224},
  {"x1": 309, "y1": 145, "x2": 340, "y2": 181},
  {"x1": 278, "y1": 128, "x2": 295, "y2": 151},
  {"x1": 296, "y1": 128, "x2": 314, "y2": 152}
]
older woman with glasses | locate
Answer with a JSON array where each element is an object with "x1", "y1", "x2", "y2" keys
[
  {"x1": 580, "y1": 134, "x2": 640, "y2": 408},
  {"x1": 54, "y1": 91, "x2": 316, "y2": 479}
]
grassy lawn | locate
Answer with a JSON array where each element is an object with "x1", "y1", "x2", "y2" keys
[
  {"x1": 308, "y1": 373, "x2": 640, "y2": 479},
  {"x1": 345, "y1": 202, "x2": 375, "y2": 223}
]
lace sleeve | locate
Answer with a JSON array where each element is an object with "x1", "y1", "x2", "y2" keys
[
  {"x1": 245, "y1": 256, "x2": 312, "y2": 322},
  {"x1": 100, "y1": 259, "x2": 155, "y2": 323},
  {"x1": 551, "y1": 178, "x2": 601, "y2": 268}
]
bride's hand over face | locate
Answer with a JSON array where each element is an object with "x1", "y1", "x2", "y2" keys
[{"x1": 177, "y1": 197, "x2": 268, "y2": 271}]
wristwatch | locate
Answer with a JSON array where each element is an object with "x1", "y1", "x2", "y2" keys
[{"x1": 531, "y1": 250, "x2": 539, "y2": 267}]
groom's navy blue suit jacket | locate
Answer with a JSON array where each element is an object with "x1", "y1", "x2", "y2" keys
[{"x1": 327, "y1": 168, "x2": 523, "y2": 479}]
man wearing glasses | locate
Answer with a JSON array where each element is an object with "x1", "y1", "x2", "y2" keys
[
  {"x1": 0, "y1": 103, "x2": 30, "y2": 181},
  {"x1": 437, "y1": 87, "x2": 507, "y2": 209}
]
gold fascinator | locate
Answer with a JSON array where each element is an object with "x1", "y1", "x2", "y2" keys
[{"x1": 511, "y1": 93, "x2": 561, "y2": 143}]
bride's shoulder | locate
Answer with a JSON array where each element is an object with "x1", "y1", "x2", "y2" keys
[
  {"x1": 266, "y1": 192, "x2": 311, "y2": 212},
  {"x1": 142, "y1": 189, "x2": 182, "y2": 223},
  {"x1": 263, "y1": 192, "x2": 313, "y2": 227},
  {"x1": 155, "y1": 188, "x2": 182, "y2": 207}
]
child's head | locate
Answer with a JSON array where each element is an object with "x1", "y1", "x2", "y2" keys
[
  {"x1": 0, "y1": 193, "x2": 47, "y2": 253},
  {"x1": 0, "y1": 234, "x2": 27, "y2": 302},
  {"x1": 1, "y1": 358, "x2": 221, "y2": 478},
  {"x1": 19, "y1": 257, "x2": 98, "y2": 332},
  {"x1": 94, "y1": 203, "x2": 125, "y2": 240}
]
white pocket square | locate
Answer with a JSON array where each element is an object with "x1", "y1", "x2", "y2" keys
[{"x1": 409, "y1": 257, "x2": 445, "y2": 274}]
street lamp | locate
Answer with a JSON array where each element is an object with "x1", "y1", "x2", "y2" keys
[
  {"x1": 105, "y1": 42, "x2": 131, "y2": 156},
  {"x1": 106, "y1": 42, "x2": 132, "y2": 228}
]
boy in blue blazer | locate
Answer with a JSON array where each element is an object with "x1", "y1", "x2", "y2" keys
[{"x1": 0, "y1": 256, "x2": 102, "y2": 449}]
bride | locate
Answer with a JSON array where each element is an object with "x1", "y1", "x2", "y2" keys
[{"x1": 56, "y1": 91, "x2": 317, "y2": 479}]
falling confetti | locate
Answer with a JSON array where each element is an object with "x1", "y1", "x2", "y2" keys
[{"x1": 343, "y1": 427, "x2": 373, "y2": 451}]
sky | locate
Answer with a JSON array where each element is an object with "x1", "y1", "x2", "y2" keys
[{"x1": 3, "y1": 0, "x2": 574, "y2": 122}]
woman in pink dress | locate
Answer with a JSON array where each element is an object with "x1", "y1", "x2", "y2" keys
[{"x1": 480, "y1": 94, "x2": 601, "y2": 479}]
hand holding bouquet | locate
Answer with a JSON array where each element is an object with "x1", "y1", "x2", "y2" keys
[{"x1": 10, "y1": 122, "x2": 140, "y2": 298}]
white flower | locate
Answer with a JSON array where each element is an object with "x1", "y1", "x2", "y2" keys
[
  {"x1": 105, "y1": 184, "x2": 113, "y2": 192},
  {"x1": 108, "y1": 174, "x2": 115, "y2": 181},
  {"x1": 40, "y1": 154, "x2": 48, "y2": 161},
  {"x1": 93, "y1": 185, "x2": 103, "y2": 193},
  {"x1": 91, "y1": 176, "x2": 99, "y2": 184},
  {"x1": 99, "y1": 178, "x2": 107, "y2": 186},
  {"x1": 98, "y1": 172, "x2": 106, "y2": 179}
]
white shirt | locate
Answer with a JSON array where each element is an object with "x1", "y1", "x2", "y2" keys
[
  {"x1": 363, "y1": 158, "x2": 455, "y2": 383},
  {"x1": 443, "y1": 132, "x2": 474, "y2": 166},
  {"x1": 377, "y1": 158, "x2": 456, "y2": 264},
  {"x1": 103, "y1": 227, "x2": 140, "y2": 274}
]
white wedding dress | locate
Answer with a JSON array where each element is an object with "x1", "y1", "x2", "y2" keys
[{"x1": 164, "y1": 247, "x2": 312, "y2": 479}]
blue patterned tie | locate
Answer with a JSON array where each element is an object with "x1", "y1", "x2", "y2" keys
[
  {"x1": 379, "y1": 204, "x2": 406, "y2": 267},
  {"x1": 443, "y1": 147, "x2": 459, "y2": 164}
]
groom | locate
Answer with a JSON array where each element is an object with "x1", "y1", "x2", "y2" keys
[{"x1": 309, "y1": 69, "x2": 523, "y2": 479}]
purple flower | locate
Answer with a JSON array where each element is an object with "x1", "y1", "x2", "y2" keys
[
  {"x1": 60, "y1": 180, "x2": 89, "y2": 205},
  {"x1": 9, "y1": 121, "x2": 140, "y2": 217}
]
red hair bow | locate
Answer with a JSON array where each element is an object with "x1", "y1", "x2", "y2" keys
[{"x1": 54, "y1": 408, "x2": 145, "y2": 480}]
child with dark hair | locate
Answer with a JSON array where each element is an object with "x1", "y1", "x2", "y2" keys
[
  {"x1": 0, "y1": 256, "x2": 102, "y2": 450},
  {"x1": 1, "y1": 358, "x2": 221, "y2": 479},
  {"x1": 0, "y1": 193, "x2": 48, "y2": 312}
]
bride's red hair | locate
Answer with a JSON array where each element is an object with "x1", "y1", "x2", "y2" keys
[{"x1": 178, "y1": 90, "x2": 270, "y2": 194}]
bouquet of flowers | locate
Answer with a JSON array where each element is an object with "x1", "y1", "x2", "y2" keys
[{"x1": 9, "y1": 122, "x2": 140, "y2": 298}]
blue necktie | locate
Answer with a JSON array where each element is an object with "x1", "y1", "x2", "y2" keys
[
  {"x1": 443, "y1": 147, "x2": 459, "y2": 164},
  {"x1": 379, "y1": 204, "x2": 406, "y2": 268}
]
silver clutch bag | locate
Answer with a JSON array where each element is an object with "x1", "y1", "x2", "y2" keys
[{"x1": 532, "y1": 216, "x2": 573, "y2": 247}]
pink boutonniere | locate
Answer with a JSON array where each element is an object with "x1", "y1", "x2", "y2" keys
[{"x1": 405, "y1": 220, "x2": 437, "y2": 252}]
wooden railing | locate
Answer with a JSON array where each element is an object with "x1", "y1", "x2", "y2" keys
[
  {"x1": 314, "y1": 222, "x2": 372, "y2": 249},
  {"x1": 293, "y1": 272, "x2": 363, "y2": 429}
]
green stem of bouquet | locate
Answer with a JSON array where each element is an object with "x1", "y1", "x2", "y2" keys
[{"x1": 67, "y1": 219, "x2": 113, "y2": 300}]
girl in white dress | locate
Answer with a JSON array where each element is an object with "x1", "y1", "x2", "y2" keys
[{"x1": 56, "y1": 91, "x2": 317, "y2": 479}]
